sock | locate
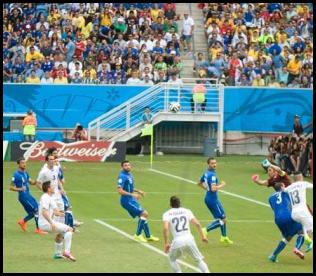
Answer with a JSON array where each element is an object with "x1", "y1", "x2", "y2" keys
[
  {"x1": 272, "y1": 239, "x2": 287, "y2": 257},
  {"x1": 169, "y1": 259, "x2": 182, "y2": 273},
  {"x1": 65, "y1": 211, "x2": 74, "y2": 227},
  {"x1": 206, "y1": 219, "x2": 221, "y2": 232},
  {"x1": 34, "y1": 213, "x2": 39, "y2": 229},
  {"x1": 64, "y1": 231, "x2": 73, "y2": 254},
  {"x1": 295, "y1": 235, "x2": 305, "y2": 250},
  {"x1": 24, "y1": 213, "x2": 34, "y2": 223},
  {"x1": 220, "y1": 220, "x2": 226, "y2": 237},
  {"x1": 136, "y1": 217, "x2": 146, "y2": 236},
  {"x1": 197, "y1": 260, "x2": 210, "y2": 273},
  {"x1": 143, "y1": 220, "x2": 151, "y2": 238},
  {"x1": 54, "y1": 242, "x2": 63, "y2": 256}
]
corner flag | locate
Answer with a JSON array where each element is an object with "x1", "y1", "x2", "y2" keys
[{"x1": 140, "y1": 124, "x2": 154, "y2": 168}]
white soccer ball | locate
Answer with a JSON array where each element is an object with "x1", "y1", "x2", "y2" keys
[{"x1": 169, "y1": 102, "x2": 181, "y2": 113}]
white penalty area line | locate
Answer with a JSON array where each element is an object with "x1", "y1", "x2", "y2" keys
[
  {"x1": 149, "y1": 168, "x2": 270, "y2": 208},
  {"x1": 94, "y1": 219, "x2": 201, "y2": 273}
]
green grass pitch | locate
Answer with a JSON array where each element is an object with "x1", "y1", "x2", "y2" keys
[{"x1": 3, "y1": 154, "x2": 313, "y2": 272}]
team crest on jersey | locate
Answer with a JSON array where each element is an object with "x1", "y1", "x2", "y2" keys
[
  {"x1": 211, "y1": 176, "x2": 216, "y2": 181},
  {"x1": 128, "y1": 177, "x2": 133, "y2": 184}
]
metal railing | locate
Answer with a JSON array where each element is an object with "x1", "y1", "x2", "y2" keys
[{"x1": 88, "y1": 81, "x2": 224, "y2": 151}]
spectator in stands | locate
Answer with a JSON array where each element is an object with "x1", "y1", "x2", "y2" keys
[
  {"x1": 167, "y1": 73, "x2": 183, "y2": 86},
  {"x1": 126, "y1": 70, "x2": 142, "y2": 85},
  {"x1": 287, "y1": 55, "x2": 302, "y2": 84},
  {"x1": 71, "y1": 123, "x2": 88, "y2": 141},
  {"x1": 26, "y1": 70, "x2": 41, "y2": 83},
  {"x1": 252, "y1": 74, "x2": 265, "y2": 87},
  {"x1": 180, "y1": 13, "x2": 194, "y2": 55},
  {"x1": 41, "y1": 71, "x2": 54, "y2": 84},
  {"x1": 54, "y1": 70, "x2": 68, "y2": 84},
  {"x1": 22, "y1": 109, "x2": 37, "y2": 142}
]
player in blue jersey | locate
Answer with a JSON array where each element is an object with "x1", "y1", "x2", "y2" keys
[
  {"x1": 117, "y1": 160, "x2": 159, "y2": 243},
  {"x1": 268, "y1": 182, "x2": 305, "y2": 262},
  {"x1": 197, "y1": 157, "x2": 233, "y2": 244},
  {"x1": 10, "y1": 157, "x2": 47, "y2": 234}
]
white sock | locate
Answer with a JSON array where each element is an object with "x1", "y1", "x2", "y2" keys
[
  {"x1": 198, "y1": 260, "x2": 210, "y2": 273},
  {"x1": 64, "y1": 231, "x2": 73, "y2": 253},
  {"x1": 169, "y1": 259, "x2": 182, "y2": 273},
  {"x1": 54, "y1": 242, "x2": 63, "y2": 256}
]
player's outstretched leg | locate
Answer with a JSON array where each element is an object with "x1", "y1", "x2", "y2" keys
[
  {"x1": 63, "y1": 229, "x2": 76, "y2": 261},
  {"x1": 268, "y1": 238, "x2": 288, "y2": 263}
]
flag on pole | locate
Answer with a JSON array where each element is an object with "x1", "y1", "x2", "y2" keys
[{"x1": 140, "y1": 124, "x2": 154, "y2": 168}]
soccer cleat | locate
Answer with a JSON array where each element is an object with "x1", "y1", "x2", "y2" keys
[
  {"x1": 305, "y1": 241, "x2": 313, "y2": 253},
  {"x1": 220, "y1": 236, "x2": 233, "y2": 244},
  {"x1": 304, "y1": 236, "x2": 312, "y2": 246},
  {"x1": 17, "y1": 219, "x2": 27, "y2": 232},
  {"x1": 63, "y1": 252, "x2": 76, "y2": 262},
  {"x1": 146, "y1": 235, "x2": 159, "y2": 242},
  {"x1": 134, "y1": 234, "x2": 148, "y2": 243},
  {"x1": 34, "y1": 228, "x2": 48, "y2": 235},
  {"x1": 74, "y1": 220, "x2": 83, "y2": 227},
  {"x1": 268, "y1": 254, "x2": 278, "y2": 263},
  {"x1": 293, "y1": 248, "x2": 304, "y2": 259},
  {"x1": 202, "y1": 227, "x2": 208, "y2": 237},
  {"x1": 53, "y1": 254, "x2": 65, "y2": 260}
]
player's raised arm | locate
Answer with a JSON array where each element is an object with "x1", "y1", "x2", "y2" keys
[
  {"x1": 270, "y1": 164, "x2": 286, "y2": 176},
  {"x1": 162, "y1": 220, "x2": 171, "y2": 253},
  {"x1": 191, "y1": 217, "x2": 208, "y2": 243}
]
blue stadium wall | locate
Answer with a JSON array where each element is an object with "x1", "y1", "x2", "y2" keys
[{"x1": 3, "y1": 84, "x2": 313, "y2": 132}]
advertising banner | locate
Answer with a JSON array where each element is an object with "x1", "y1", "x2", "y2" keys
[
  {"x1": 10, "y1": 141, "x2": 126, "y2": 162},
  {"x1": 3, "y1": 141, "x2": 8, "y2": 160}
]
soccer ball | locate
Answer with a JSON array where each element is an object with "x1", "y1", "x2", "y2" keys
[{"x1": 169, "y1": 102, "x2": 181, "y2": 113}]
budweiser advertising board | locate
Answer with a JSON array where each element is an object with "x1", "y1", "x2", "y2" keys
[{"x1": 11, "y1": 141, "x2": 126, "y2": 162}]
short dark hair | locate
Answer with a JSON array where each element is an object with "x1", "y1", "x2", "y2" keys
[
  {"x1": 121, "y1": 160, "x2": 129, "y2": 167},
  {"x1": 45, "y1": 154, "x2": 55, "y2": 162},
  {"x1": 16, "y1": 157, "x2": 25, "y2": 165},
  {"x1": 207, "y1": 157, "x2": 216, "y2": 164},
  {"x1": 274, "y1": 182, "x2": 284, "y2": 191},
  {"x1": 170, "y1": 196, "x2": 181, "y2": 208},
  {"x1": 42, "y1": 181, "x2": 51, "y2": 193}
]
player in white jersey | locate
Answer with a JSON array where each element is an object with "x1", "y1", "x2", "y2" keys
[
  {"x1": 162, "y1": 196, "x2": 209, "y2": 273},
  {"x1": 282, "y1": 173, "x2": 313, "y2": 252},
  {"x1": 37, "y1": 154, "x2": 65, "y2": 223},
  {"x1": 38, "y1": 180, "x2": 76, "y2": 261}
]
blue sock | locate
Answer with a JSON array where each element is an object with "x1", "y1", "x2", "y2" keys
[
  {"x1": 207, "y1": 219, "x2": 221, "y2": 232},
  {"x1": 220, "y1": 222, "x2": 226, "y2": 236},
  {"x1": 65, "y1": 211, "x2": 74, "y2": 227},
  {"x1": 295, "y1": 235, "x2": 304, "y2": 250},
  {"x1": 143, "y1": 221, "x2": 151, "y2": 238},
  {"x1": 136, "y1": 218, "x2": 146, "y2": 236},
  {"x1": 34, "y1": 214, "x2": 39, "y2": 229},
  {"x1": 272, "y1": 240, "x2": 287, "y2": 256},
  {"x1": 24, "y1": 213, "x2": 34, "y2": 223}
]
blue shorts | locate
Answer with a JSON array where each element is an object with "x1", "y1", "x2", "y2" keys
[
  {"x1": 19, "y1": 194, "x2": 38, "y2": 214},
  {"x1": 121, "y1": 198, "x2": 144, "y2": 218},
  {"x1": 276, "y1": 219, "x2": 303, "y2": 238},
  {"x1": 62, "y1": 194, "x2": 71, "y2": 210},
  {"x1": 205, "y1": 197, "x2": 226, "y2": 219}
]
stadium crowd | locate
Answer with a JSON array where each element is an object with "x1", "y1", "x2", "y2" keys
[
  {"x1": 3, "y1": 3, "x2": 183, "y2": 85},
  {"x1": 197, "y1": 3, "x2": 313, "y2": 88}
]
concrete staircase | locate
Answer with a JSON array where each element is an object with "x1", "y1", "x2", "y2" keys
[{"x1": 176, "y1": 3, "x2": 208, "y2": 78}]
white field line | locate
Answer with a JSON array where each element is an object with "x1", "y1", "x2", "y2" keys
[
  {"x1": 95, "y1": 218, "x2": 273, "y2": 223},
  {"x1": 94, "y1": 219, "x2": 201, "y2": 273},
  {"x1": 149, "y1": 168, "x2": 270, "y2": 208}
]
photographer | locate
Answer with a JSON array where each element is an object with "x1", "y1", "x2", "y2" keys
[{"x1": 71, "y1": 123, "x2": 88, "y2": 141}]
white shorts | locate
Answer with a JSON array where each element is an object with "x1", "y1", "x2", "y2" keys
[
  {"x1": 39, "y1": 221, "x2": 71, "y2": 234},
  {"x1": 169, "y1": 237, "x2": 204, "y2": 262},
  {"x1": 292, "y1": 208, "x2": 313, "y2": 232}
]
